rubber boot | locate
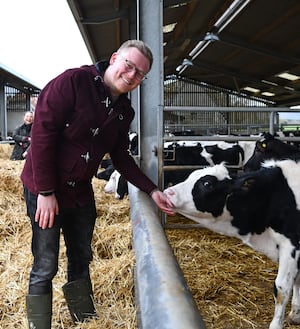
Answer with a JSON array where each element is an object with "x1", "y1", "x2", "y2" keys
[
  {"x1": 26, "y1": 293, "x2": 52, "y2": 329},
  {"x1": 62, "y1": 278, "x2": 97, "y2": 323}
]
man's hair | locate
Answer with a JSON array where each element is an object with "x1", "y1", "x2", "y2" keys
[{"x1": 117, "y1": 40, "x2": 153, "y2": 71}]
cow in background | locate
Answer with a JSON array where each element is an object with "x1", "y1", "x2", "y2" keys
[
  {"x1": 164, "y1": 140, "x2": 245, "y2": 187},
  {"x1": 95, "y1": 158, "x2": 114, "y2": 181},
  {"x1": 100, "y1": 138, "x2": 252, "y2": 199},
  {"x1": 95, "y1": 132, "x2": 138, "y2": 199},
  {"x1": 103, "y1": 170, "x2": 128, "y2": 200},
  {"x1": 244, "y1": 132, "x2": 300, "y2": 171},
  {"x1": 98, "y1": 134, "x2": 256, "y2": 200},
  {"x1": 164, "y1": 159, "x2": 300, "y2": 329},
  {"x1": 163, "y1": 142, "x2": 209, "y2": 187},
  {"x1": 200, "y1": 142, "x2": 244, "y2": 167}
]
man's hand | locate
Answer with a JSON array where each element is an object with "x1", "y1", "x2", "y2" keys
[
  {"x1": 35, "y1": 194, "x2": 59, "y2": 229},
  {"x1": 151, "y1": 190, "x2": 175, "y2": 216}
]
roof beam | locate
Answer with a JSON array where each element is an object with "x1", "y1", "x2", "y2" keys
[
  {"x1": 219, "y1": 34, "x2": 300, "y2": 65},
  {"x1": 186, "y1": 60, "x2": 300, "y2": 96},
  {"x1": 81, "y1": 8, "x2": 129, "y2": 25}
]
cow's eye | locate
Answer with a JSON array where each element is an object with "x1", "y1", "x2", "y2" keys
[{"x1": 203, "y1": 181, "x2": 212, "y2": 188}]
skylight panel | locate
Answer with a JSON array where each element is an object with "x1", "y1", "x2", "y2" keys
[
  {"x1": 163, "y1": 23, "x2": 177, "y2": 33},
  {"x1": 276, "y1": 72, "x2": 300, "y2": 81},
  {"x1": 261, "y1": 92, "x2": 275, "y2": 97},
  {"x1": 243, "y1": 86, "x2": 260, "y2": 93}
]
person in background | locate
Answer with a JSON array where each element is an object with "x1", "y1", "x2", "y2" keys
[
  {"x1": 21, "y1": 39, "x2": 174, "y2": 328},
  {"x1": 10, "y1": 111, "x2": 34, "y2": 160}
]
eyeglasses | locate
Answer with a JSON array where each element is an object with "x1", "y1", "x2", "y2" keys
[{"x1": 119, "y1": 54, "x2": 147, "y2": 81}]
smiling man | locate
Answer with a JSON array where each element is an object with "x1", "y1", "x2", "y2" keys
[
  {"x1": 21, "y1": 39, "x2": 174, "y2": 329},
  {"x1": 104, "y1": 42, "x2": 150, "y2": 95}
]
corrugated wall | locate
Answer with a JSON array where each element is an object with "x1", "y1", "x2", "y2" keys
[{"x1": 164, "y1": 77, "x2": 276, "y2": 135}]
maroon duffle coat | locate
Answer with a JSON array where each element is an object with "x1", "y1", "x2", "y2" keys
[{"x1": 21, "y1": 62, "x2": 156, "y2": 208}]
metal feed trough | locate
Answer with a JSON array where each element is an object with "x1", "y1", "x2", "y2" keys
[{"x1": 129, "y1": 184, "x2": 206, "y2": 329}]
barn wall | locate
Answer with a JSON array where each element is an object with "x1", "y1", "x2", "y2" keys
[
  {"x1": 164, "y1": 76, "x2": 278, "y2": 136},
  {"x1": 5, "y1": 86, "x2": 38, "y2": 136},
  {"x1": 0, "y1": 67, "x2": 40, "y2": 140}
]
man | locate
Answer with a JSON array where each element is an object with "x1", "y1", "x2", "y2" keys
[
  {"x1": 21, "y1": 40, "x2": 174, "y2": 328},
  {"x1": 10, "y1": 111, "x2": 33, "y2": 160}
]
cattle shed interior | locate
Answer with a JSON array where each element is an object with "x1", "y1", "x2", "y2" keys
[
  {"x1": 67, "y1": 0, "x2": 300, "y2": 107},
  {"x1": 0, "y1": 2, "x2": 300, "y2": 328},
  {"x1": 67, "y1": 0, "x2": 300, "y2": 186}
]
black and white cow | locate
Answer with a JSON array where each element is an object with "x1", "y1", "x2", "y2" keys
[
  {"x1": 103, "y1": 170, "x2": 128, "y2": 200},
  {"x1": 244, "y1": 132, "x2": 300, "y2": 171},
  {"x1": 164, "y1": 159, "x2": 300, "y2": 329},
  {"x1": 164, "y1": 140, "x2": 245, "y2": 187},
  {"x1": 101, "y1": 139, "x2": 250, "y2": 199},
  {"x1": 95, "y1": 132, "x2": 137, "y2": 198},
  {"x1": 96, "y1": 158, "x2": 115, "y2": 181},
  {"x1": 200, "y1": 142, "x2": 244, "y2": 167},
  {"x1": 163, "y1": 142, "x2": 208, "y2": 186}
]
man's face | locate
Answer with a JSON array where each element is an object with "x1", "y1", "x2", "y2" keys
[{"x1": 104, "y1": 47, "x2": 150, "y2": 96}]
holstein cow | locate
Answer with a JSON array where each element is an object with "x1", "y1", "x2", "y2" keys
[
  {"x1": 164, "y1": 159, "x2": 300, "y2": 329},
  {"x1": 164, "y1": 140, "x2": 245, "y2": 187},
  {"x1": 102, "y1": 140, "x2": 248, "y2": 199},
  {"x1": 96, "y1": 158, "x2": 115, "y2": 181},
  {"x1": 244, "y1": 132, "x2": 300, "y2": 171},
  {"x1": 103, "y1": 170, "x2": 128, "y2": 200},
  {"x1": 200, "y1": 142, "x2": 244, "y2": 167},
  {"x1": 164, "y1": 142, "x2": 208, "y2": 187},
  {"x1": 95, "y1": 132, "x2": 137, "y2": 198}
]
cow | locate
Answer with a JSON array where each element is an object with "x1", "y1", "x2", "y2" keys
[
  {"x1": 164, "y1": 140, "x2": 245, "y2": 167},
  {"x1": 163, "y1": 159, "x2": 300, "y2": 329},
  {"x1": 128, "y1": 131, "x2": 138, "y2": 156},
  {"x1": 164, "y1": 140, "x2": 245, "y2": 187},
  {"x1": 99, "y1": 138, "x2": 249, "y2": 199},
  {"x1": 103, "y1": 170, "x2": 128, "y2": 200},
  {"x1": 244, "y1": 132, "x2": 300, "y2": 171},
  {"x1": 164, "y1": 142, "x2": 209, "y2": 187},
  {"x1": 200, "y1": 142, "x2": 244, "y2": 167},
  {"x1": 95, "y1": 158, "x2": 115, "y2": 181},
  {"x1": 95, "y1": 131, "x2": 138, "y2": 182}
]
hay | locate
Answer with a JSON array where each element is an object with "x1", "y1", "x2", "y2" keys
[
  {"x1": 0, "y1": 143, "x2": 13, "y2": 159},
  {"x1": 0, "y1": 140, "x2": 298, "y2": 329},
  {"x1": 0, "y1": 144, "x2": 135, "y2": 329}
]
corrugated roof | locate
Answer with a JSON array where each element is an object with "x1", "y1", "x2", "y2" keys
[
  {"x1": 0, "y1": 63, "x2": 41, "y2": 94},
  {"x1": 67, "y1": 0, "x2": 300, "y2": 107}
]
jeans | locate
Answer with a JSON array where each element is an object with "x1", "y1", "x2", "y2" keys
[{"x1": 24, "y1": 187, "x2": 97, "y2": 295}]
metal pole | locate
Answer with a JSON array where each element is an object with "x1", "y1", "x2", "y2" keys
[{"x1": 139, "y1": 0, "x2": 164, "y2": 184}]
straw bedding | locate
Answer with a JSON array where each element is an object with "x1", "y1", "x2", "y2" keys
[
  {"x1": 0, "y1": 144, "x2": 298, "y2": 328},
  {"x1": 0, "y1": 145, "x2": 135, "y2": 329}
]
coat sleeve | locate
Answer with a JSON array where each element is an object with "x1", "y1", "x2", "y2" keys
[
  {"x1": 110, "y1": 130, "x2": 157, "y2": 195},
  {"x1": 12, "y1": 125, "x2": 28, "y2": 143}
]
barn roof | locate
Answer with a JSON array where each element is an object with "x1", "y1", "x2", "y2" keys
[
  {"x1": 67, "y1": 0, "x2": 300, "y2": 107},
  {"x1": 0, "y1": 64, "x2": 41, "y2": 94}
]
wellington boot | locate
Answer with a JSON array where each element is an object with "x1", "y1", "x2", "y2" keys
[
  {"x1": 26, "y1": 293, "x2": 52, "y2": 329},
  {"x1": 62, "y1": 278, "x2": 97, "y2": 323}
]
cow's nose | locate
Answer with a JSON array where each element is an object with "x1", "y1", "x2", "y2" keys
[{"x1": 164, "y1": 188, "x2": 175, "y2": 197}]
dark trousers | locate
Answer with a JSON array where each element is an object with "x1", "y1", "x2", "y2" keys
[{"x1": 24, "y1": 187, "x2": 97, "y2": 295}]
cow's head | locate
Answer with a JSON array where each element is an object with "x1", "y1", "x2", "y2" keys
[
  {"x1": 164, "y1": 163, "x2": 233, "y2": 222},
  {"x1": 104, "y1": 170, "x2": 128, "y2": 199},
  {"x1": 244, "y1": 133, "x2": 299, "y2": 171}
]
